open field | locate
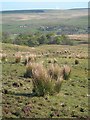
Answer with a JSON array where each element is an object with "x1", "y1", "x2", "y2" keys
[
  {"x1": 1, "y1": 9, "x2": 88, "y2": 34},
  {"x1": 0, "y1": 8, "x2": 89, "y2": 119},
  {"x1": 1, "y1": 43, "x2": 88, "y2": 118},
  {"x1": 68, "y1": 34, "x2": 88, "y2": 40}
]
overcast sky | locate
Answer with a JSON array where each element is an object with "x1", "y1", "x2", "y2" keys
[{"x1": 1, "y1": 1, "x2": 89, "y2": 11}]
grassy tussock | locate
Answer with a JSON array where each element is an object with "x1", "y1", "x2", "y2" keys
[
  {"x1": 0, "y1": 53, "x2": 7, "y2": 62},
  {"x1": 48, "y1": 64, "x2": 60, "y2": 80},
  {"x1": 24, "y1": 61, "x2": 71, "y2": 96},
  {"x1": 60, "y1": 65, "x2": 71, "y2": 80},
  {"x1": 32, "y1": 63, "x2": 53, "y2": 96},
  {"x1": 54, "y1": 77, "x2": 63, "y2": 93},
  {"x1": 31, "y1": 63, "x2": 66, "y2": 96},
  {"x1": 24, "y1": 62, "x2": 36, "y2": 78},
  {"x1": 28, "y1": 54, "x2": 36, "y2": 62},
  {"x1": 24, "y1": 57, "x2": 28, "y2": 66},
  {"x1": 24, "y1": 54, "x2": 36, "y2": 65},
  {"x1": 15, "y1": 53, "x2": 22, "y2": 63}
]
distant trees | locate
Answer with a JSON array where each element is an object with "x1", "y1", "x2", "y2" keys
[
  {"x1": 37, "y1": 35, "x2": 48, "y2": 44},
  {"x1": 49, "y1": 34, "x2": 73, "y2": 45},
  {"x1": 2, "y1": 32, "x2": 73, "y2": 46},
  {"x1": 54, "y1": 36, "x2": 62, "y2": 44},
  {"x1": 59, "y1": 35, "x2": 73, "y2": 45},
  {"x1": 2, "y1": 32, "x2": 12, "y2": 43},
  {"x1": 13, "y1": 34, "x2": 28, "y2": 45},
  {"x1": 28, "y1": 36, "x2": 39, "y2": 47}
]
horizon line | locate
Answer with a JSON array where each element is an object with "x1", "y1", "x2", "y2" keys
[{"x1": 1, "y1": 7, "x2": 88, "y2": 12}]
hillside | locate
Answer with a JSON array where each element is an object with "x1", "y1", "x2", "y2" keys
[
  {"x1": 1, "y1": 43, "x2": 88, "y2": 118},
  {"x1": 1, "y1": 8, "x2": 89, "y2": 119},
  {"x1": 1, "y1": 8, "x2": 88, "y2": 34}
]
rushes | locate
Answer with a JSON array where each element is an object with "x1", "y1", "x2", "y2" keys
[
  {"x1": 24, "y1": 62, "x2": 36, "y2": 78},
  {"x1": 28, "y1": 54, "x2": 36, "y2": 63},
  {"x1": 60, "y1": 65, "x2": 71, "y2": 80},
  {"x1": 15, "y1": 56, "x2": 21, "y2": 63},
  {"x1": 24, "y1": 54, "x2": 36, "y2": 65},
  {"x1": 0, "y1": 53, "x2": 7, "y2": 62},
  {"x1": 15, "y1": 53, "x2": 22, "y2": 63},
  {"x1": 47, "y1": 64, "x2": 65, "y2": 94},
  {"x1": 54, "y1": 77, "x2": 63, "y2": 93},
  {"x1": 24, "y1": 61, "x2": 71, "y2": 96},
  {"x1": 32, "y1": 63, "x2": 52, "y2": 96},
  {"x1": 48, "y1": 64, "x2": 60, "y2": 80}
]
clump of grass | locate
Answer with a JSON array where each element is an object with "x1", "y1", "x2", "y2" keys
[
  {"x1": 24, "y1": 56, "x2": 29, "y2": 66},
  {"x1": 31, "y1": 63, "x2": 64, "y2": 96},
  {"x1": 60, "y1": 65, "x2": 71, "y2": 80},
  {"x1": 15, "y1": 56, "x2": 21, "y2": 63},
  {"x1": 47, "y1": 63, "x2": 64, "y2": 93},
  {"x1": 54, "y1": 77, "x2": 63, "y2": 93},
  {"x1": 25, "y1": 62, "x2": 71, "y2": 96},
  {"x1": 48, "y1": 64, "x2": 60, "y2": 80},
  {"x1": 0, "y1": 53, "x2": 7, "y2": 62},
  {"x1": 24, "y1": 54, "x2": 36, "y2": 65},
  {"x1": 24, "y1": 62, "x2": 36, "y2": 78},
  {"x1": 32, "y1": 63, "x2": 54, "y2": 96},
  {"x1": 28, "y1": 54, "x2": 36, "y2": 63},
  {"x1": 24, "y1": 57, "x2": 28, "y2": 66},
  {"x1": 15, "y1": 53, "x2": 22, "y2": 63}
]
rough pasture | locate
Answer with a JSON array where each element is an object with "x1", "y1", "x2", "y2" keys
[{"x1": 2, "y1": 43, "x2": 88, "y2": 118}]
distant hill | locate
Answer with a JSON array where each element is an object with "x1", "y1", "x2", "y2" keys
[
  {"x1": 1, "y1": 8, "x2": 88, "y2": 14},
  {"x1": 1, "y1": 8, "x2": 88, "y2": 34},
  {"x1": 1, "y1": 9, "x2": 45, "y2": 14}
]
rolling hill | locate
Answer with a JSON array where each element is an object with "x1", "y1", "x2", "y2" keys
[{"x1": 1, "y1": 8, "x2": 88, "y2": 34}]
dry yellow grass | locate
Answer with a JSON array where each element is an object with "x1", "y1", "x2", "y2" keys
[
  {"x1": 48, "y1": 64, "x2": 61, "y2": 80},
  {"x1": 15, "y1": 52, "x2": 22, "y2": 63},
  {"x1": 60, "y1": 65, "x2": 71, "y2": 80},
  {"x1": 0, "y1": 53, "x2": 7, "y2": 62},
  {"x1": 68, "y1": 34, "x2": 88, "y2": 40},
  {"x1": 24, "y1": 62, "x2": 36, "y2": 78}
]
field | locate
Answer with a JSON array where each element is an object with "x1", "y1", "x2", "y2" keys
[
  {"x1": 1, "y1": 42, "x2": 88, "y2": 118},
  {"x1": 1, "y1": 9, "x2": 88, "y2": 34},
  {"x1": 0, "y1": 8, "x2": 89, "y2": 119}
]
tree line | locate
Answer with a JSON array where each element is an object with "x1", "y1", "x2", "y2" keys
[{"x1": 2, "y1": 32, "x2": 73, "y2": 47}]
